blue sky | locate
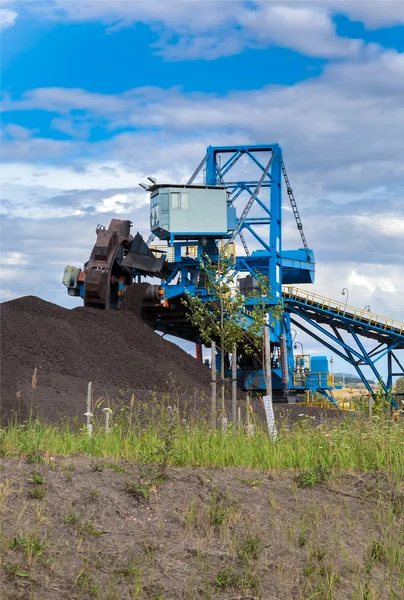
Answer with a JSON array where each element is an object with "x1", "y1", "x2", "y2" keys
[{"x1": 1, "y1": 0, "x2": 404, "y2": 378}]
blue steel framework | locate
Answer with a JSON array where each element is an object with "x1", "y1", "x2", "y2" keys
[
  {"x1": 206, "y1": 144, "x2": 283, "y2": 304},
  {"x1": 154, "y1": 144, "x2": 319, "y2": 400},
  {"x1": 284, "y1": 295, "x2": 403, "y2": 408},
  {"x1": 68, "y1": 144, "x2": 404, "y2": 407},
  {"x1": 186, "y1": 145, "x2": 403, "y2": 408}
]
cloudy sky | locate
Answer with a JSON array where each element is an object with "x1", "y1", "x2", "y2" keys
[{"x1": 1, "y1": 0, "x2": 403, "y2": 377}]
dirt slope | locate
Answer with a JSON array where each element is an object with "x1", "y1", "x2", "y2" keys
[
  {"x1": 0, "y1": 457, "x2": 402, "y2": 599},
  {"x1": 0, "y1": 289, "x2": 211, "y2": 422}
]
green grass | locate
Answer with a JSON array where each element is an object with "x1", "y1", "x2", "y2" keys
[
  {"x1": 1, "y1": 415, "x2": 403, "y2": 478},
  {"x1": 28, "y1": 485, "x2": 48, "y2": 499}
]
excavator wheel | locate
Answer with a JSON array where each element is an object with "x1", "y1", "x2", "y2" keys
[{"x1": 84, "y1": 220, "x2": 133, "y2": 309}]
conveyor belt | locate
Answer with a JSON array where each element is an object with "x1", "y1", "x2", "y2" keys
[{"x1": 283, "y1": 287, "x2": 404, "y2": 348}]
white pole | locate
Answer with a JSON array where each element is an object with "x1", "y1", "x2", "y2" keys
[
  {"x1": 246, "y1": 393, "x2": 253, "y2": 436},
  {"x1": 263, "y1": 326, "x2": 272, "y2": 399},
  {"x1": 102, "y1": 408, "x2": 112, "y2": 433},
  {"x1": 211, "y1": 341, "x2": 217, "y2": 430},
  {"x1": 231, "y1": 345, "x2": 237, "y2": 427},
  {"x1": 85, "y1": 382, "x2": 93, "y2": 437},
  {"x1": 263, "y1": 326, "x2": 277, "y2": 441}
]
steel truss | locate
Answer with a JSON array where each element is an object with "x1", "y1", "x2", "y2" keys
[
  {"x1": 192, "y1": 145, "x2": 284, "y2": 303},
  {"x1": 183, "y1": 145, "x2": 404, "y2": 407},
  {"x1": 288, "y1": 306, "x2": 403, "y2": 409}
]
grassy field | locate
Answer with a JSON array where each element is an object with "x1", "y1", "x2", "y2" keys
[
  {"x1": 1, "y1": 411, "x2": 403, "y2": 477},
  {"x1": 1, "y1": 411, "x2": 403, "y2": 599}
]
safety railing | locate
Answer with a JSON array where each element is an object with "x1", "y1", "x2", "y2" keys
[
  {"x1": 283, "y1": 286, "x2": 404, "y2": 334},
  {"x1": 293, "y1": 371, "x2": 335, "y2": 387},
  {"x1": 150, "y1": 241, "x2": 236, "y2": 262},
  {"x1": 150, "y1": 245, "x2": 197, "y2": 261},
  {"x1": 296, "y1": 399, "x2": 357, "y2": 411}
]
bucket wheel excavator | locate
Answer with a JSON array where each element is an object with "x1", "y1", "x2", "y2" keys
[
  {"x1": 63, "y1": 144, "x2": 404, "y2": 408},
  {"x1": 63, "y1": 219, "x2": 169, "y2": 310}
]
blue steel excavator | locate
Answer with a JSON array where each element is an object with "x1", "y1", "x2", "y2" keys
[{"x1": 63, "y1": 145, "x2": 404, "y2": 408}]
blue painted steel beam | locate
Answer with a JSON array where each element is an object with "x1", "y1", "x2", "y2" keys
[
  {"x1": 290, "y1": 317, "x2": 376, "y2": 397},
  {"x1": 244, "y1": 223, "x2": 271, "y2": 253},
  {"x1": 245, "y1": 218, "x2": 271, "y2": 224},
  {"x1": 289, "y1": 316, "x2": 355, "y2": 364},
  {"x1": 245, "y1": 149, "x2": 275, "y2": 178},
  {"x1": 243, "y1": 185, "x2": 272, "y2": 215},
  {"x1": 365, "y1": 341, "x2": 400, "y2": 364},
  {"x1": 392, "y1": 352, "x2": 404, "y2": 372},
  {"x1": 287, "y1": 307, "x2": 367, "y2": 362},
  {"x1": 347, "y1": 325, "x2": 388, "y2": 395},
  {"x1": 331, "y1": 326, "x2": 376, "y2": 397},
  {"x1": 219, "y1": 151, "x2": 242, "y2": 179},
  {"x1": 224, "y1": 181, "x2": 272, "y2": 188}
]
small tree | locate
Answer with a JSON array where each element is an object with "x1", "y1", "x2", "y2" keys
[
  {"x1": 373, "y1": 381, "x2": 391, "y2": 415},
  {"x1": 182, "y1": 251, "x2": 281, "y2": 417},
  {"x1": 395, "y1": 376, "x2": 404, "y2": 394}
]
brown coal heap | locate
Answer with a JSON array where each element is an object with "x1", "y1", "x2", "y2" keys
[{"x1": 1, "y1": 286, "x2": 211, "y2": 422}]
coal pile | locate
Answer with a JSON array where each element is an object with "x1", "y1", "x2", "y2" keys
[
  {"x1": 121, "y1": 282, "x2": 151, "y2": 316},
  {"x1": 0, "y1": 287, "x2": 212, "y2": 422}
]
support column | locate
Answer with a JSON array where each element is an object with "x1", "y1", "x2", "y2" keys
[
  {"x1": 387, "y1": 350, "x2": 393, "y2": 391},
  {"x1": 269, "y1": 145, "x2": 282, "y2": 303}
]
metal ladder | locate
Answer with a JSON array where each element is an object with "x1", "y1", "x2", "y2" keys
[
  {"x1": 238, "y1": 231, "x2": 250, "y2": 256},
  {"x1": 281, "y1": 160, "x2": 310, "y2": 260}
]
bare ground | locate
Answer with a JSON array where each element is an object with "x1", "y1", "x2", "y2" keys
[{"x1": 1, "y1": 457, "x2": 402, "y2": 599}]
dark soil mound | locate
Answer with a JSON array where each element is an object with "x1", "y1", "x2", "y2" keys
[
  {"x1": 120, "y1": 282, "x2": 151, "y2": 316},
  {"x1": 0, "y1": 289, "x2": 211, "y2": 422},
  {"x1": 273, "y1": 403, "x2": 353, "y2": 426}
]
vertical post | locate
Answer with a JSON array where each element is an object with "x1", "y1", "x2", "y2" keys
[
  {"x1": 102, "y1": 408, "x2": 112, "y2": 434},
  {"x1": 387, "y1": 350, "x2": 393, "y2": 392},
  {"x1": 237, "y1": 405, "x2": 241, "y2": 425},
  {"x1": 263, "y1": 326, "x2": 277, "y2": 440},
  {"x1": 264, "y1": 326, "x2": 272, "y2": 399},
  {"x1": 86, "y1": 381, "x2": 93, "y2": 437},
  {"x1": 368, "y1": 394, "x2": 373, "y2": 419},
  {"x1": 231, "y1": 346, "x2": 237, "y2": 427},
  {"x1": 246, "y1": 392, "x2": 255, "y2": 436},
  {"x1": 269, "y1": 145, "x2": 282, "y2": 303},
  {"x1": 205, "y1": 146, "x2": 217, "y2": 185},
  {"x1": 211, "y1": 341, "x2": 217, "y2": 430},
  {"x1": 195, "y1": 343, "x2": 203, "y2": 362}
]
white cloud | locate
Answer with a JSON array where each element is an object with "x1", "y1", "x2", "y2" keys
[
  {"x1": 0, "y1": 288, "x2": 20, "y2": 302},
  {"x1": 96, "y1": 193, "x2": 129, "y2": 214},
  {"x1": 348, "y1": 270, "x2": 397, "y2": 294},
  {"x1": 0, "y1": 7, "x2": 17, "y2": 31},
  {"x1": 0, "y1": 266, "x2": 23, "y2": 281},
  {"x1": 1, "y1": 251, "x2": 25, "y2": 265},
  {"x1": 0, "y1": 161, "x2": 146, "y2": 191},
  {"x1": 355, "y1": 215, "x2": 404, "y2": 238},
  {"x1": 323, "y1": 0, "x2": 404, "y2": 28},
  {"x1": 3, "y1": 49, "x2": 404, "y2": 193},
  {"x1": 242, "y1": 3, "x2": 363, "y2": 59},
  {"x1": 21, "y1": 0, "x2": 403, "y2": 61},
  {"x1": 0, "y1": 180, "x2": 149, "y2": 221}
]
